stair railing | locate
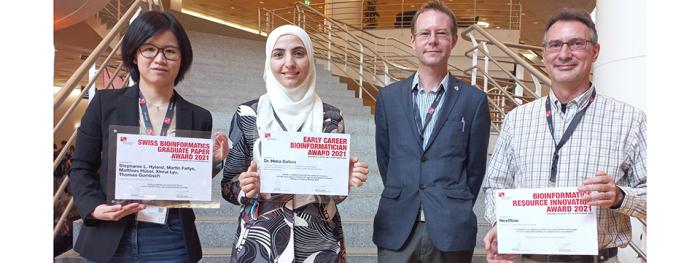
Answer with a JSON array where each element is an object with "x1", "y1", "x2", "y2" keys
[
  {"x1": 354, "y1": 0, "x2": 522, "y2": 30},
  {"x1": 53, "y1": 0, "x2": 163, "y2": 238},
  {"x1": 258, "y1": 2, "x2": 549, "y2": 130}
]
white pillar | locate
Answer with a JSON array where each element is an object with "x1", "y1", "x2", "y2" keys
[
  {"x1": 593, "y1": 0, "x2": 646, "y2": 111},
  {"x1": 593, "y1": 1, "x2": 646, "y2": 262}
]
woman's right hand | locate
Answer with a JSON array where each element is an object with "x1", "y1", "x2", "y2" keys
[
  {"x1": 239, "y1": 160, "x2": 260, "y2": 198},
  {"x1": 91, "y1": 203, "x2": 145, "y2": 221}
]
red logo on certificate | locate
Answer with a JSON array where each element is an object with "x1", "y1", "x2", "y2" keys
[
  {"x1": 120, "y1": 137, "x2": 127, "y2": 142},
  {"x1": 265, "y1": 133, "x2": 271, "y2": 139},
  {"x1": 499, "y1": 192, "x2": 505, "y2": 197}
]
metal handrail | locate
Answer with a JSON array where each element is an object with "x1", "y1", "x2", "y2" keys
[
  {"x1": 354, "y1": 0, "x2": 521, "y2": 30},
  {"x1": 265, "y1": 3, "x2": 464, "y2": 74},
  {"x1": 470, "y1": 44, "x2": 539, "y2": 99},
  {"x1": 265, "y1": 5, "x2": 486, "y2": 86},
  {"x1": 310, "y1": 33, "x2": 405, "y2": 84},
  {"x1": 628, "y1": 240, "x2": 647, "y2": 262},
  {"x1": 266, "y1": 0, "x2": 521, "y2": 30},
  {"x1": 260, "y1": 3, "x2": 409, "y2": 96},
  {"x1": 54, "y1": 38, "x2": 124, "y2": 134},
  {"x1": 53, "y1": 197, "x2": 75, "y2": 238},
  {"x1": 54, "y1": 0, "x2": 161, "y2": 239},
  {"x1": 263, "y1": 3, "x2": 543, "y2": 119},
  {"x1": 54, "y1": 0, "x2": 142, "y2": 111},
  {"x1": 476, "y1": 39, "x2": 544, "y2": 52},
  {"x1": 462, "y1": 25, "x2": 551, "y2": 87}
]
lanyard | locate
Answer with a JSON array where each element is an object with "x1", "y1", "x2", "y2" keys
[
  {"x1": 412, "y1": 86, "x2": 445, "y2": 143},
  {"x1": 545, "y1": 89, "x2": 596, "y2": 183},
  {"x1": 270, "y1": 105, "x2": 304, "y2": 132},
  {"x1": 138, "y1": 91, "x2": 176, "y2": 136}
]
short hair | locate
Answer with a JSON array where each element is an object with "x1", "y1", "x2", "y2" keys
[
  {"x1": 121, "y1": 11, "x2": 193, "y2": 86},
  {"x1": 410, "y1": 0, "x2": 458, "y2": 36},
  {"x1": 543, "y1": 8, "x2": 598, "y2": 44}
]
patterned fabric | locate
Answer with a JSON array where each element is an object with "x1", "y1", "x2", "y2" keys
[
  {"x1": 222, "y1": 99, "x2": 347, "y2": 263},
  {"x1": 483, "y1": 86, "x2": 647, "y2": 249}
]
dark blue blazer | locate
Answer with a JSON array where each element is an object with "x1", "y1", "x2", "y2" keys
[{"x1": 372, "y1": 73, "x2": 490, "y2": 252}]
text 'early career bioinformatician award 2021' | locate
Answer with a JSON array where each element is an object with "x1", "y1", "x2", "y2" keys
[
  {"x1": 496, "y1": 187, "x2": 598, "y2": 255},
  {"x1": 115, "y1": 133, "x2": 212, "y2": 201},
  {"x1": 258, "y1": 131, "x2": 350, "y2": 196}
]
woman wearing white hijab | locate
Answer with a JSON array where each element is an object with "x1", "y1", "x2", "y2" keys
[{"x1": 221, "y1": 25, "x2": 369, "y2": 262}]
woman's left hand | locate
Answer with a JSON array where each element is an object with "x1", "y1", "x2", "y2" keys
[
  {"x1": 213, "y1": 131, "x2": 229, "y2": 162},
  {"x1": 349, "y1": 156, "x2": 369, "y2": 188}
]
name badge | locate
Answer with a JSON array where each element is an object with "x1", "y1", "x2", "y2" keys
[{"x1": 137, "y1": 205, "x2": 168, "y2": 224}]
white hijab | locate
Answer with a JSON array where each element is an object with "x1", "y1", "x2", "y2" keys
[{"x1": 257, "y1": 24, "x2": 323, "y2": 133}]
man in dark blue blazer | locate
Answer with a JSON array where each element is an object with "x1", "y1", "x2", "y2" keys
[{"x1": 372, "y1": 1, "x2": 490, "y2": 262}]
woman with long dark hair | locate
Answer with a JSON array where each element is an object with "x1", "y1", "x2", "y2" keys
[{"x1": 70, "y1": 11, "x2": 228, "y2": 262}]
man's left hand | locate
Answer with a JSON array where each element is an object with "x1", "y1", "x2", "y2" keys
[{"x1": 578, "y1": 171, "x2": 623, "y2": 208}]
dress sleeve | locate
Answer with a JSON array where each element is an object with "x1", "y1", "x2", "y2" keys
[{"x1": 221, "y1": 105, "x2": 258, "y2": 205}]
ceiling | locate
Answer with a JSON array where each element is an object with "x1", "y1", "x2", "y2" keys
[{"x1": 54, "y1": 0, "x2": 110, "y2": 30}]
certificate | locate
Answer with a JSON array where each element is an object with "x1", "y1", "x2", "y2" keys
[
  {"x1": 258, "y1": 131, "x2": 350, "y2": 195},
  {"x1": 495, "y1": 187, "x2": 598, "y2": 255},
  {"x1": 114, "y1": 133, "x2": 212, "y2": 201}
]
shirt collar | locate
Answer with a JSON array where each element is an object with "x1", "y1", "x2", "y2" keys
[
  {"x1": 412, "y1": 72, "x2": 450, "y2": 93},
  {"x1": 548, "y1": 83, "x2": 595, "y2": 113}
]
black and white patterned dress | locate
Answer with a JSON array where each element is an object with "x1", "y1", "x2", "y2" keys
[{"x1": 222, "y1": 99, "x2": 347, "y2": 263}]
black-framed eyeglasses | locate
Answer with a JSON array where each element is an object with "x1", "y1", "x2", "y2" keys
[
  {"x1": 544, "y1": 38, "x2": 594, "y2": 52},
  {"x1": 138, "y1": 43, "x2": 181, "y2": 61}
]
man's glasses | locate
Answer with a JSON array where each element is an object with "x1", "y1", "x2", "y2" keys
[
  {"x1": 544, "y1": 38, "x2": 593, "y2": 52},
  {"x1": 414, "y1": 30, "x2": 452, "y2": 41},
  {"x1": 138, "y1": 44, "x2": 181, "y2": 61}
]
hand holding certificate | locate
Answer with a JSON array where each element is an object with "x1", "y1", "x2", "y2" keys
[{"x1": 492, "y1": 187, "x2": 598, "y2": 255}]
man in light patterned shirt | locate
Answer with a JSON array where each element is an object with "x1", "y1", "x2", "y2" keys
[{"x1": 482, "y1": 9, "x2": 646, "y2": 263}]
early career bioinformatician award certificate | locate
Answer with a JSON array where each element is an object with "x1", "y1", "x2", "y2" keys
[
  {"x1": 115, "y1": 133, "x2": 212, "y2": 201},
  {"x1": 258, "y1": 131, "x2": 350, "y2": 196},
  {"x1": 495, "y1": 187, "x2": 598, "y2": 255}
]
